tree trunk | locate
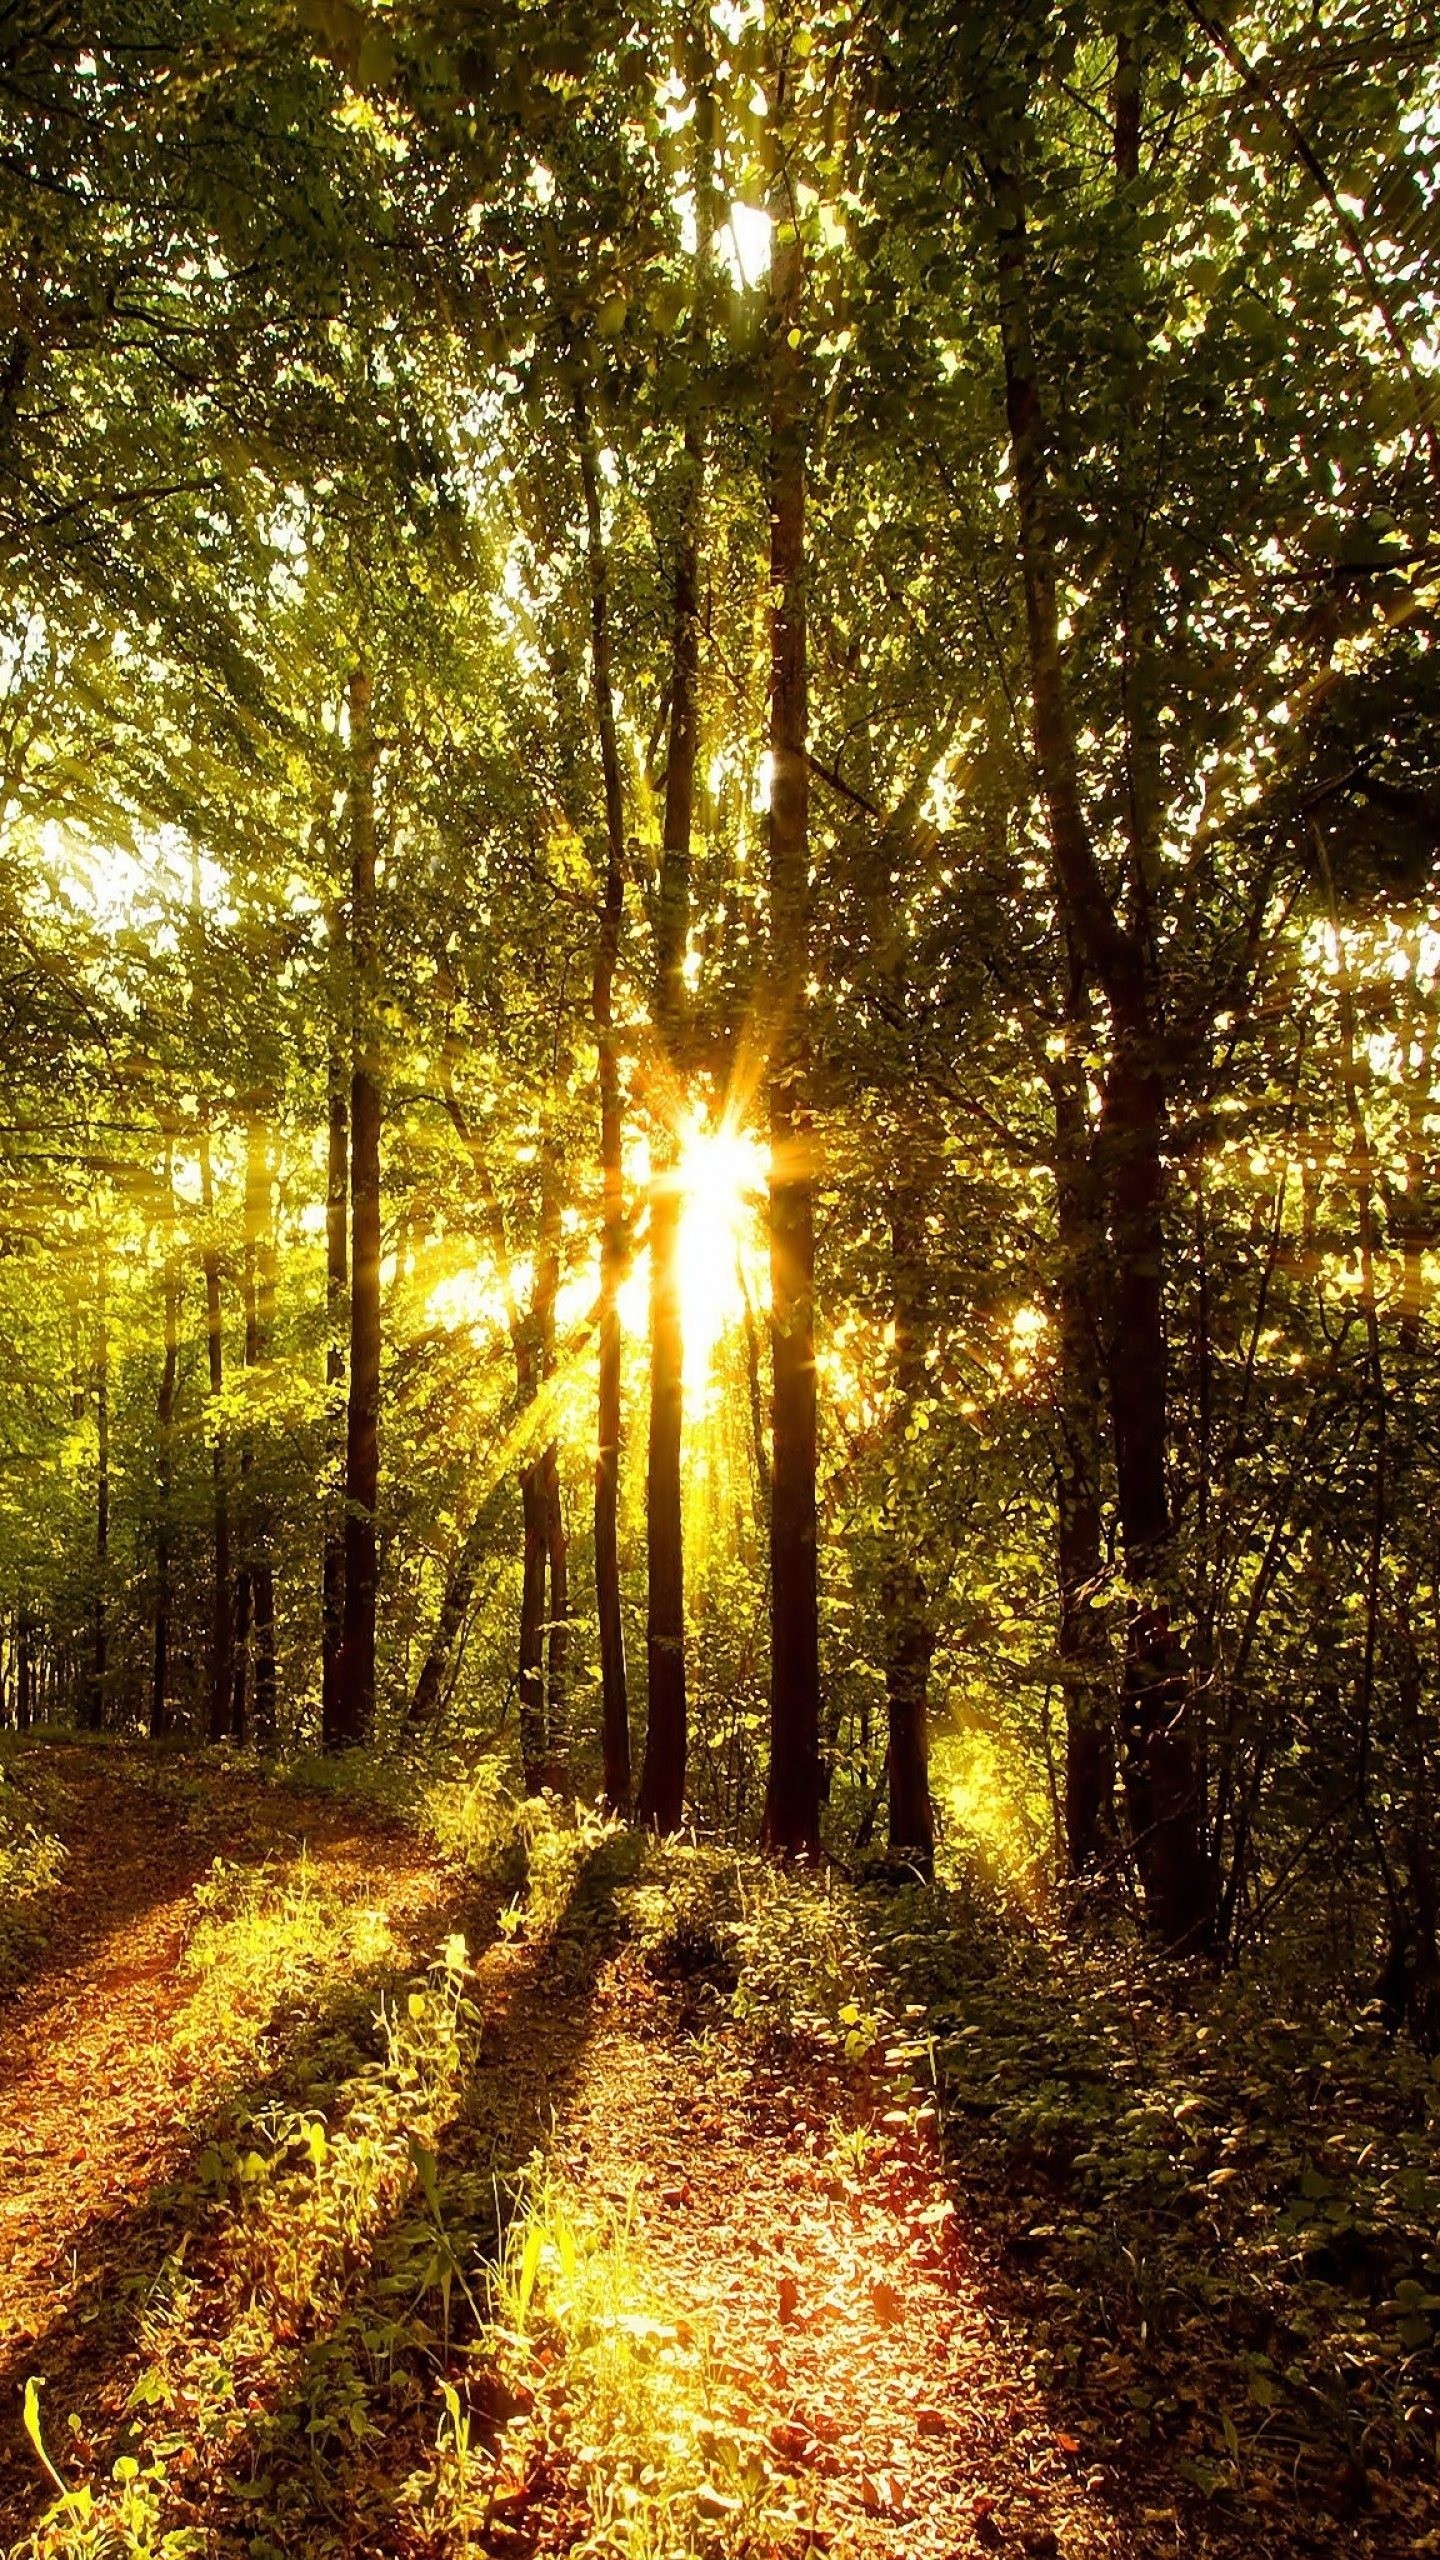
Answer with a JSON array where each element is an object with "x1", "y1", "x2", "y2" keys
[
  {"x1": 16, "y1": 1613, "x2": 34, "y2": 1731},
  {"x1": 987, "y1": 151, "x2": 1209, "y2": 1950},
  {"x1": 640, "y1": 427, "x2": 702, "y2": 1832},
  {"x1": 230, "y1": 1563, "x2": 252, "y2": 1744},
  {"x1": 199, "y1": 1114, "x2": 233, "y2": 1745},
  {"x1": 762, "y1": 71, "x2": 822, "y2": 1858},
  {"x1": 80, "y1": 1252, "x2": 108, "y2": 1733},
  {"x1": 406, "y1": 1485, "x2": 505, "y2": 1729},
  {"x1": 439, "y1": 1058, "x2": 568, "y2": 1788},
  {"x1": 321, "y1": 905, "x2": 348, "y2": 1747},
  {"x1": 335, "y1": 663, "x2": 381, "y2": 1748},
  {"x1": 575, "y1": 387, "x2": 631, "y2": 1805},
  {"x1": 518, "y1": 1455, "x2": 549, "y2": 1791},
  {"x1": 240, "y1": 1114, "x2": 278, "y2": 1749},
  {"x1": 1052, "y1": 1065, "x2": 1117, "y2": 1873},
  {"x1": 883, "y1": 1182, "x2": 934, "y2": 1867},
  {"x1": 151, "y1": 1140, "x2": 179, "y2": 1741},
  {"x1": 543, "y1": 1438, "x2": 569, "y2": 1783}
]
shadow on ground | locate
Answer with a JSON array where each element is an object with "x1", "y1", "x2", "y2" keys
[{"x1": 0, "y1": 1826, "x2": 639, "y2": 2558}]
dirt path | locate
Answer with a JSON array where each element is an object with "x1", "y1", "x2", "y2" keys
[
  {"x1": 498, "y1": 1953, "x2": 1131, "y2": 2560},
  {"x1": 0, "y1": 1749, "x2": 453, "y2": 2534},
  {"x1": 0, "y1": 1759, "x2": 1139, "y2": 2559}
]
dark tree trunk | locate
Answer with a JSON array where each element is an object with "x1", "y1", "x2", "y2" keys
[
  {"x1": 883, "y1": 1183, "x2": 935, "y2": 1867},
  {"x1": 575, "y1": 388, "x2": 630, "y2": 1805},
  {"x1": 1052, "y1": 1066, "x2": 1118, "y2": 1874},
  {"x1": 640, "y1": 427, "x2": 702, "y2": 1833},
  {"x1": 230, "y1": 1564, "x2": 251, "y2": 1745},
  {"x1": 335, "y1": 664, "x2": 380, "y2": 1749},
  {"x1": 439, "y1": 1060, "x2": 567, "y2": 1788},
  {"x1": 543, "y1": 1438, "x2": 569, "y2": 1783},
  {"x1": 199, "y1": 1115, "x2": 233, "y2": 1745},
  {"x1": 762, "y1": 84, "x2": 822, "y2": 1858},
  {"x1": 406, "y1": 1487, "x2": 504, "y2": 1729},
  {"x1": 151, "y1": 1141, "x2": 179, "y2": 1741},
  {"x1": 988, "y1": 152, "x2": 1209, "y2": 1951},
  {"x1": 16, "y1": 1613, "x2": 34, "y2": 1731},
  {"x1": 80, "y1": 1256, "x2": 108, "y2": 1733},
  {"x1": 240, "y1": 1115, "x2": 277, "y2": 1749},
  {"x1": 518, "y1": 1455, "x2": 549, "y2": 1791},
  {"x1": 321, "y1": 907, "x2": 348, "y2": 1748}
]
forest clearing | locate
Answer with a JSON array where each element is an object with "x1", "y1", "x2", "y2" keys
[{"x1": 4, "y1": 0, "x2": 1440, "y2": 2551}]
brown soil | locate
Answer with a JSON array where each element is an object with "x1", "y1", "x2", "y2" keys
[{"x1": 0, "y1": 1750, "x2": 1140, "y2": 2559}]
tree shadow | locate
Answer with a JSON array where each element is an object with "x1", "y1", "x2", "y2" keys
[
  {"x1": 0, "y1": 1744, "x2": 217, "y2": 2035},
  {"x1": 857, "y1": 1873, "x2": 1431, "y2": 2560},
  {"x1": 0, "y1": 1826, "x2": 639, "y2": 2554},
  {"x1": 0, "y1": 1738, "x2": 428, "y2": 2050}
]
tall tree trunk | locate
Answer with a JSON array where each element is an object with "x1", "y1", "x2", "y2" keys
[
  {"x1": 80, "y1": 1249, "x2": 108, "y2": 1732},
  {"x1": 335, "y1": 664, "x2": 381, "y2": 1748},
  {"x1": 639, "y1": 427, "x2": 702, "y2": 1831},
  {"x1": 883, "y1": 1180, "x2": 935, "y2": 1866},
  {"x1": 518, "y1": 1458, "x2": 549, "y2": 1789},
  {"x1": 407, "y1": 1484, "x2": 505, "y2": 1729},
  {"x1": 438, "y1": 1060, "x2": 567, "y2": 1787},
  {"x1": 763, "y1": 62, "x2": 822, "y2": 1858},
  {"x1": 240, "y1": 1113, "x2": 278, "y2": 1749},
  {"x1": 151, "y1": 1139, "x2": 179, "y2": 1740},
  {"x1": 987, "y1": 151, "x2": 1209, "y2": 1950},
  {"x1": 230, "y1": 1564, "x2": 252, "y2": 1744},
  {"x1": 321, "y1": 905, "x2": 348, "y2": 1747},
  {"x1": 17, "y1": 1613, "x2": 33, "y2": 1731},
  {"x1": 516, "y1": 1130, "x2": 565, "y2": 1795},
  {"x1": 1052, "y1": 1063, "x2": 1117, "y2": 1872},
  {"x1": 199, "y1": 1114, "x2": 233, "y2": 1745},
  {"x1": 575, "y1": 387, "x2": 630, "y2": 1803},
  {"x1": 543, "y1": 1438, "x2": 569, "y2": 1783}
]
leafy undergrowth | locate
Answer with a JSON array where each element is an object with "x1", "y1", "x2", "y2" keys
[
  {"x1": 16, "y1": 1762, "x2": 1433, "y2": 2560},
  {"x1": 848, "y1": 1873, "x2": 1440, "y2": 2555},
  {"x1": 0, "y1": 1740, "x2": 70, "y2": 1989},
  {"x1": 8, "y1": 1777, "x2": 632, "y2": 2560}
]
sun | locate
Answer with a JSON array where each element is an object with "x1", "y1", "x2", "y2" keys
[{"x1": 674, "y1": 1114, "x2": 768, "y2": 1389}]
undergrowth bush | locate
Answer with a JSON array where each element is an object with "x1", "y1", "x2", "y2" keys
[
  {"x1": 862, "y1": 1881, "x2": 1440, "y2": 2532},
  {"x1": 471, "y1": 2162, "x2": 800, "y2": 2559},
  {"x1": 0, "y1": 1756, "x2": 66, "y2": 1987}
]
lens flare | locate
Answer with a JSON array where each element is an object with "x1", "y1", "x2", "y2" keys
[{"x1": 675, "y1": 1115, "x2": 768, "y2": 1391}]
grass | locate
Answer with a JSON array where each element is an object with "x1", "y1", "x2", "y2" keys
[
  {"x1": 465, "y1": 2164, "x2": 793, "y2": 2560},
  {"x1": 0, "y1": 1746, "x2": 67, "y2": 1988}
]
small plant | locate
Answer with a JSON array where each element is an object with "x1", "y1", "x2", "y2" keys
[{"x1": 470, "y1": 2161, "x2": 798, "y2": 2556}]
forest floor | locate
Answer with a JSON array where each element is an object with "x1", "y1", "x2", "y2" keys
[{"x1": 0, "y1": 1743, "x2": 1432, "y2": 2560}]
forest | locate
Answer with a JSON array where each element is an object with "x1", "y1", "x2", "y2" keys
[{"x1": 1, "y1": 0, "x2": 1439, "y2": 2554}]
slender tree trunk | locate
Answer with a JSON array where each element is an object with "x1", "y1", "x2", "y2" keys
[
  {"x1": 17, "y1": 1612, "x2": 33, "y2": 1731},
  {"x1": 1052, "y1": 1066, "x2": 1117, "y2": 1872},
  {"x1": 335, "y1": 664, "x2": 380, "y2": 1748},
  {"x1": 514, "y1": 1130, "x2": 565, "y2": 1794},
  {"x1": 988, "y1": 151, "x2": 1208, "y2": 1950},
  {"x1": 199, "y1": 1115, "x2": 233, "y2": 1745},
  {"x1": 230, "y1": 1564, "x2": 252, "y2": 1744},
  {"x1": 640, "y1": 427, "x2": 702, "y2": 1831},
  {"x1": 543, "y1": 1438, "x2": 569, "y2": 1783},
  {"x1": 518, "y1": 1457, "x2": 549, "y2": 1790},
  {"x1": 439, "y1": 1058, "x2": 568, "y2": 1786},
  {"x1": 80, "y1": 1251, "x2": 108, "y2": 1733},
  {"x1": 239, "y1": 1114, "x2": 278, "y2": 1748},
  {"x1": 763, "y1": 72, "x2": 822, "y2": 1857},
  {"x1": 575, "y1": 388, "x2": 631, "y2": 1803},
  {"x1": 883, "y1": 1181, "x2": 935, "y2": 1866},
  {"x1": 407, "y1": 1486, "x2": 505, "y2": 1729},
  {"x1": 321, "y1": 905, "x2": 348, "y2": 1747},
  {"x1": 151, "y1": 1139, "x2": 179, "y2": 1740}
]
